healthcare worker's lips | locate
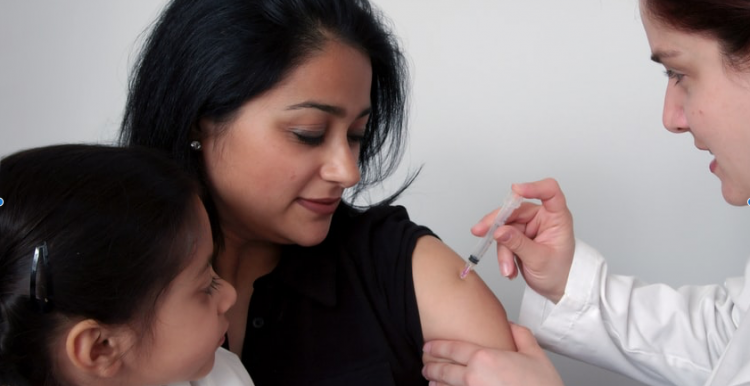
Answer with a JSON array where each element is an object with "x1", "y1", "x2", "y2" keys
[
  {"x1": 710, "y1": 159, "x2": 717, "y2": 173},
  {"x1": 297, "y1": 197, "x2": 340, "y2": 215}
]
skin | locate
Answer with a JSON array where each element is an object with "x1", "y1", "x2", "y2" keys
[
  {"x1": 60, "y1": 199, "x2": 238, "y2": 386},
  {"x1": 422, "y1": 2, "x2": 750, "y2": 385},
  {"x1": 422, "y1": 324, "x2": 562, "y2": 386},
  {"x1": 200, "y1": 38, "x2": 516, "y2": 359},
  {"x1": 204, "y1": 38, "x2": 371, "y2": 354},
  {"x1": 641, "y1": 3, "x2": 750, "y2": 206},
  {"x1": 128, "y1": 200, "x2": 237, "y2": 384}
]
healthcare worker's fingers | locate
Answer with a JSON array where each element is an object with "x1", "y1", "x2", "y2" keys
[
  {"x1": 422, "y1": 360, "x2": 468, "y2": 386},
  {"x1": 424, "y1": 340, "x2": 482, "y2": 365},
  {"x1": 511, "y1": 178, "x2": 570, "y2": 214},
  {"x1": 472, "y1": 178, "x2": 575, "y2": 303},
  {"x1": 472, "y1": 201, "x2": 536, "y2": 280},
  {"x1": 505, "y1": 324, "x2": 565, "y2": 386},
  {"x1": 422, "y1": 340, "x2": 478, "y2": 386},
  {"x1": 422, "y1": 328, "x2": 565, "y2": 386},
  {"x1": 501, "y1": 179, "x2": 574, "y2": 303},
  {"x1": 470, "y1": 202, "x2": 532, "y2": 236},
  {"x1": 495, "y1": 244, "x2": 518, "y2": 279},
  {"x1": 422, "y1": 340, "x2": 504, "y2": 386}
]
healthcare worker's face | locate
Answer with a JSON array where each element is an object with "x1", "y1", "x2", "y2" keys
[
  {"x1": 641, "y1": 1, "x2": 750, "y2": 206},
  {"x1": 201, "y1": 39, "x2": 371, "y2": 246}
]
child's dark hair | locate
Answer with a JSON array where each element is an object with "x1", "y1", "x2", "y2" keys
[{"x1": 0, "y1": 144, "x2": 201, "y2": 386}]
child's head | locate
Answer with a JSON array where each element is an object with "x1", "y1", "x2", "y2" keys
[{"x1": 0, "y1": 144, "x2": 236, "y2": 386}]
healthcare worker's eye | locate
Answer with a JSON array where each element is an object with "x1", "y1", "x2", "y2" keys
[{"x1": 663, "y1": 69, "x2": 685, "y2": 84}]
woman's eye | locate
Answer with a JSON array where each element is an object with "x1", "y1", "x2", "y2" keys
[
  {"x1": 664, "y1": 69, "x2": 685, "y2": 84},
  {"x1": 348, "y1": 132, "x2": 365, "y2": 145},
  {"x1": 292, "y1": 131, "x2": 324, "y2": 146}
]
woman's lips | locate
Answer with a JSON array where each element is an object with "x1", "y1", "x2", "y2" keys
[
  {"x1": 709, "y1": 158, "x2": 717, "y2": 173},
  {"x1": 297, "y1": 197, "x2": 340, "y2": 215}
]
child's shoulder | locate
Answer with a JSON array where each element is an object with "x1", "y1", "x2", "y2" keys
[
  {"x1": 207, "y1": 348, "x2": 254, "y2": 386},
  {"x1": 168, "y1": 348, "x2": 254, "y2": 386}
]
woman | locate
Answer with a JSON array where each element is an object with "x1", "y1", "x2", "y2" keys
[
  {"x1": 120, "y1": 0, "x2": 515, "y2": 385},
  {"x1": 423, "y1": 0, "x2": 750, "y2": 385}
]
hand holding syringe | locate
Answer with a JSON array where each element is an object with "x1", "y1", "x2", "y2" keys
[{"x1": 460, "y1": 192, "x2": 524, "y2": 279}]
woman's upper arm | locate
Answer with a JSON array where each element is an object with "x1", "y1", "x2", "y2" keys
[{"x1": 412, "y1": 235, "x2": 516, "y2": 352}]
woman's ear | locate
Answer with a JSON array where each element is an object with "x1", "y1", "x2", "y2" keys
[{"x1": 64, "y1": 319, "x2": 133, "y2": 379}]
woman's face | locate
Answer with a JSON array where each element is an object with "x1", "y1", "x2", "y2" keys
[
  {"x1": 202, "y1": 39, "x2": 372, "y2": 246},
  {"x1": 641, "y1": 2, "x2": 750, "y2": 205}
]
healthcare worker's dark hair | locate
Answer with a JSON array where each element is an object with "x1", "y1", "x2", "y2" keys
[
  {"x1": 119, "y1": 0, "x2": 414, "y2": 249},
  {"x1": 643, "y1": 0, "x2": 750, "y2": 69},
  {"x1": 0, "y1": 144, "x2": 200, "y2": 386}
]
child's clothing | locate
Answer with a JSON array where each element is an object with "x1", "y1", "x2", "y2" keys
[{"x1": 170, "y1": 348, "x2": 254, "y2": 386}]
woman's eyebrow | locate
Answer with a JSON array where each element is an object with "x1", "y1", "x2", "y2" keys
[{"x1": 286, "y1": 101, "x2": 371, "y2": 118}]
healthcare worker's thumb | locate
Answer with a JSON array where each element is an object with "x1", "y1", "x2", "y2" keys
[
  {"x1": 494, "y1": 225, "x2": 544, "y2": 271},
  {"x1": 495, "y1": 226, "x2": 570, "y2": 303},
  {"x1": 509, "y1": 323, "x2": 543, "y2": 355}
]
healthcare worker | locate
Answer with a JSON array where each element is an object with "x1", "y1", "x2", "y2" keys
[{"x1": 422, "y1": 0, "x2": 750, "y2": 385}]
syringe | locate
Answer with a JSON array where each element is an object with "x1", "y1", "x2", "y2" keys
[{"x1": 460, "y1": 192, "x2": 524, "y2": 279}]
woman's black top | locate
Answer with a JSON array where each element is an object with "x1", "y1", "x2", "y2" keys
[{"x1": 239, "y1": 204, "x2": 435, "y2": 386}]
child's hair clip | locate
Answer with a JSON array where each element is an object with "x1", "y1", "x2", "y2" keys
[{"x1": 29, "y1": 242, "x2": 54, "y2": 313}]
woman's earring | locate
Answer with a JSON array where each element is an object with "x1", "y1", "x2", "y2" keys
[{"x1": 190, "y1": 141, "x2": 202, "y2": 151}]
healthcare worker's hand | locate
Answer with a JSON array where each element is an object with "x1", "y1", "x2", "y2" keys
[
  {"x1": 473, "y1": 178, "x2": 574, "y2": 303},
  {"x1": 422, "y1": 323, "x2": 564, "y2": 386}
]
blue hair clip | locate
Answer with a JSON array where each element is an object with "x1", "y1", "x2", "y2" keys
[{"x1": 29, "y1": 242, "x2": 53, "y2": 313}]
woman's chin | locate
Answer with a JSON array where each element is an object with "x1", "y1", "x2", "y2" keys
[{"x1": 290, "y1": 224, "x2": 332, "y2": 247}]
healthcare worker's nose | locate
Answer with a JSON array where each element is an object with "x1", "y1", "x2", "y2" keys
[
  {"x1": 662, "y1": 84, "x2": 689, "y2": 133},
  {"x1": 320, "y1": 137, "x2": 361, "y2": 189}
]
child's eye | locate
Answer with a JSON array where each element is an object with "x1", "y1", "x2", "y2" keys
[
  {"x1": 663, "y1": 69, "x2": 685, "y2": 84},
  {"x1": 203, "y1": 275, "x2": 221, "y2": 295}
]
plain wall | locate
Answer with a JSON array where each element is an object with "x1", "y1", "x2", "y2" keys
[{"x1": 2, "y1": 1, "x2": 748, "y2": 385}]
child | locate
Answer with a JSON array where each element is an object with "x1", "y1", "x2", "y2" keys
[{"x1": 0, "y1": 144, "x2": 253, "y2": 386}]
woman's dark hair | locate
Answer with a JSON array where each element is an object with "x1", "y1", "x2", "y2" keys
[
  {"x1": 119, "y1": 0, "x2": 415, "y2": 249},
  {"x1": 0, "y1": 144, "x2": 201, "y2": 386},
  {"x1": 643, "y1": 0, "x2": 750, "y2": 69}
]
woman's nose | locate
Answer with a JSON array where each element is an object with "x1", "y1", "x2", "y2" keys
[{"x1": 320, "y1": 138, "x2": 361, "y2": 188}]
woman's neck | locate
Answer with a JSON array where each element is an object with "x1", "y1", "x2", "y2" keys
[
  {"x1": 215, "y1": 231, "x2": 283, "y2": 356},
  {"x1": 214, "y1": 232, "x2": 282, "y2": 287}
]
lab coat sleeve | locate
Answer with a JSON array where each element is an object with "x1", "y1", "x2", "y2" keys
[{"x1": 519, "y1": 240, "x2": 748, "y2": 386}]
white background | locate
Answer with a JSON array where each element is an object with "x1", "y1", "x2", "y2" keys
[{"x1": 1, "y1": 1, "x2": 748, "y2": 385}]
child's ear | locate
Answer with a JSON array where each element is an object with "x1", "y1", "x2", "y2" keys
[{"x1": 65, "y1": 319, "x2": 133, "y2": 379}]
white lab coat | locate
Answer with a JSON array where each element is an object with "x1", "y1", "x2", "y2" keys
[
  {"x1": 519, "y1": 240, "x2": 750, "y2": 386},
  {"x1": 168, "y1": 348, "x2": 254, "y2": 386}
]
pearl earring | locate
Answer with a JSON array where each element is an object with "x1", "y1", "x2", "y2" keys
[{"x1": 190, "y1": 141, "x2": 202, "y2": 151}]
